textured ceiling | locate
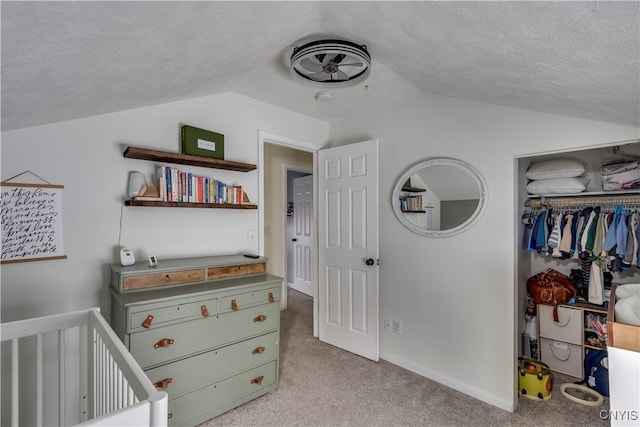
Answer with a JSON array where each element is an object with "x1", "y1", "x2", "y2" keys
[{"x1": 2, "y1": 1, "x2": 639, "y2": 131}]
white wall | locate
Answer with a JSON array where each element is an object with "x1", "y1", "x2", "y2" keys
[
  {"x1": 1, "y1": 92, "x2": 328, "y2": 323},
  {"x1": 328, "y1": 63, "x2": 639, "y2": 411}
]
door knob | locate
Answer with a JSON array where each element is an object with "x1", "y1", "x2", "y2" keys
[
  {"x1": 365, "y1": 258, "x2": 375, "y2": 266},
  {"x1": 292, "y1": 238, "x2": 298, "y2": 242}
]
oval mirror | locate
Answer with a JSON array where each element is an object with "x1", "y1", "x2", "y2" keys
[{"x1": 392, "y1": 158, "x2": 488, "y2": 237}]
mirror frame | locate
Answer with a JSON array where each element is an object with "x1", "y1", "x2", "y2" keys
[{"x1": 391, "y1": 157, "x2": 488, "y2": 237}]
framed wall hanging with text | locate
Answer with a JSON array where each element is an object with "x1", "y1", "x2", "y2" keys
[{"x1": 1, "y1": 172, "x2": 66, "y2": 264}]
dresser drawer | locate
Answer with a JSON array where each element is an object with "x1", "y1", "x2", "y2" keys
[
  {"x1": 167, "y1": 361, "x2": 278, "y2": 427},
  {"x1": 220, "y1": 286, "x2": 280, "y2": 313},
  {"x1": 538, "y1": 305, "x2": 582, "y2": 345},
  {"x1": 145, "y1": 331, "x2": 279, "y2": 399},
  {"x1": 208, "y1": 262, "x2": 266, "y2": 280},
  {"x1": 130, "y1": 302, "x2": 280, "y2": 369},
  {"x1": 540, "y1": 338, "x2": 583, "y2": 378},
  {"x1": 127, "y1": 295, "x2": 219, "y2": 333},
  {"x1": 122, "y1": 269, "x2": 205, "y2": 292}
]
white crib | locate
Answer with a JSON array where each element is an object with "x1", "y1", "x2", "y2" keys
[{"x1": 1, "y1": 307, "x2": 167, "y2": 426}]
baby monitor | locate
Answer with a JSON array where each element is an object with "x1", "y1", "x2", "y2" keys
[{"x1": 120, "y1": 248, "x2": 136, "y2": 266}]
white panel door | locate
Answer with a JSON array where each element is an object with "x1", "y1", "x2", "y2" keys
[
  {"x1": 318, "y1": 139, "x2": 379, "y2": 361},
  {"x1": 293, "y1": 175, "x2": 313, "y2": 296}
]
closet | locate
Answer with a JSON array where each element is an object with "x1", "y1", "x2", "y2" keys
[{"x1": 516, "y1": 140, "x2": 640, "y2": 377}]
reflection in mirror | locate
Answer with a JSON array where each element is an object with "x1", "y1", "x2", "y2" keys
[{"x1": 392, "y1": 158, "x2": 487, "y2": 237}]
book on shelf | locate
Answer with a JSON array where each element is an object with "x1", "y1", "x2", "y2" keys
[
  {"x1": 399, "y1": 194, "x2": 423, "y2": 211},
  {"x1": 153, "y1": 166, "x2": 250, "y2": 205}
]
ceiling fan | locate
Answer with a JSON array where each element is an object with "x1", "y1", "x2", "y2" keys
[{"x1": 290, "y1": 39, "x2": 371, "y2": 88}]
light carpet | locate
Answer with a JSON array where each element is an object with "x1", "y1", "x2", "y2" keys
[{"x1": 200, "y1": 288, "x2": 608, "y2": 426}]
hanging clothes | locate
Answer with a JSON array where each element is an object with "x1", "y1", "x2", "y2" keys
[
  {"x1": 572, "y1": 210, "x2": 585, "y2": 259},
  {"x1": 603, "y1": 205, "x2": 622, "y2": 252},
  {"x1": 559, "y1": 211, "x2": 574, "y2": 258},
  {"x1": 526, "y1": 201, "x2": 640, "y2": 274},
  {"x1": 549, "y1": 212, "x2": 563, "y2": 257},
  {"x1": 588, "y1": 261, "x2": 604, "y2": 305},
  {"x1": 632, "y1": 212, "x2": 639, "y2": 266},
  {"x1": 584, "y1": 206, "x2": 601, "y2": 255}
]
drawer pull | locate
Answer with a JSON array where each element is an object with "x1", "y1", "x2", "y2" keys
[
  {"x1": 153, "y1": 338, "x2": 175, "y2": 349},
  {"x1": 153, "y1": 377, "x2": 173, "y2": 388},
  {"x1": 201, "y1": 305, "x2": 209, "y2": 317},
  {"x1": 250, "y1": 375, "x2": 264, "y2": 385},
  {"x1": 142, "y1": 315, "x2": 154, "y2": 329},
  {"x1": 168, "y1": 413, "x2": 173, "y2": 420},
  {"x1": 268, "y1": 292, "x2": 275, "y2": 303},
  {"x1": 252, "y1": 346, "x2": 266, "y2": 355},
  {"x1": 550, "y1": 343, "x2": 571, "y2": 361},
  {"x1": 253, "y1": 315, "x2": 267, "y2": 323},
  {"x1": 547, "y1": 312, "x2": 570, "y2": 327},
  {"x1": 231, "y1": 299, "x2": 238, "y2": 311}
]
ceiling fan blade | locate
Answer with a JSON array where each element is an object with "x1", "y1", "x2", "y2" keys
[
  {"x1": 300, "y1": 58, "x2": 324, "y2": 73},
  {"x1": 333, "y1": 54, "x2": 346, "y2": 64},
  {"x1": 317, "y1": 53, "x2": 331, "y2": 65},
  {"x1": 310, "y1": 71, "x2": 331, "y2": 81},
  {"x1": 334, "y1": 70, "x2": 349, "y2": 81},
  {"x1": 337, "y1": 62, "x2": 363, "y2": 67}
]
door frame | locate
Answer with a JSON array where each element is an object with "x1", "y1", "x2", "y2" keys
[{"x1": 258, "y1": 130, "x2": 323, "y2": 337}]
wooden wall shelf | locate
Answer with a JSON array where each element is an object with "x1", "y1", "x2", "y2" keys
[
  {"x1": 401, "y1": 185, "x2": 425, "y2": 193},
  {"x1": 124, "y1": 200, "x2": 257, "y2": 209},
  {"x1": 123, "y1": 146, "x2": 257, "y2": 172}
]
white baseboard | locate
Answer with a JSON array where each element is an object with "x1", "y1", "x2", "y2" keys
[
  {"x1": 380, "y1": 352, "x2": 516, "y2": 413},
  {"x1": 287, "y1": 281, "x2": 313, "y2": 297}
]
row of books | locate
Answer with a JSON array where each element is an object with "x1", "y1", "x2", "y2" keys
[
  {"x1": 157, "y1": 166, "x2": 246, "y2": 204},
  {"x1": 399, "y1": 195, "x2": 423, "y2": 212}
]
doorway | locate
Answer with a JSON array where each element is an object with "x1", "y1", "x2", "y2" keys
[{"x1": 258, "y1": 131, "x2": 321, "y2": 335}]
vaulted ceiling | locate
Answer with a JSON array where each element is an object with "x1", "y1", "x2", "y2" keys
[{"x1": 2, "y1": 1, "x2": 639, "y2": 132}]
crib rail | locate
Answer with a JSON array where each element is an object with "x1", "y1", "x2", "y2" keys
[{"x1": 1, "y1": 308, "x2": 167, "y2": 426}]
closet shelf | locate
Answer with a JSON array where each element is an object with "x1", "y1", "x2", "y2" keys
[{"x1": 528, "y1": 189, "x2": 640, "y2": 199}]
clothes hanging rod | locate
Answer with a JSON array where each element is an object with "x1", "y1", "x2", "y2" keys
[{"x1": 528, "y1": 192, "x2": 640, "y2": 207}]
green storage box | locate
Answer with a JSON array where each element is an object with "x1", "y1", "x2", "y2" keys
[{"x1": 181, "y1": 124, "x2": 224, "y2": 160}]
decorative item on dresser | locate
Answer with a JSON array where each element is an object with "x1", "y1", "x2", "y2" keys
[{"x1": 109, "y1": 254, "x2": 282, "y2": 427}]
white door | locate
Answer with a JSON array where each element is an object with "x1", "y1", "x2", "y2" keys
[
  {"x1": 318, "y1": 139, "x2": 379, "y2": 361},
  {"x1": 293, "y1": 175, "x2": 313, "y2": 296}
]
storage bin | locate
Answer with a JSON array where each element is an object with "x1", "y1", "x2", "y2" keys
[
  {"x1": 540, "y1": 338, "x2": 583, "y2": 378},
  {"x1": 538, "y1": 305, "x2": 582, "y2": 345}
]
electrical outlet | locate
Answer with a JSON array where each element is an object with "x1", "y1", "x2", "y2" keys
[
  {"x1": 384, "y1": 318, "x2": 392, "y2": 332},
  {"x1": 247, "y1": 230, "x2": 257, "y2": 245},
  {"x1": 393, "y1": 320, "x2": 402, "y2": 334}
]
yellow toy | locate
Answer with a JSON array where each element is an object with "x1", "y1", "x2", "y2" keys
[{"x1": 518, "y1": 356, "x2": 553, "y2": 400}]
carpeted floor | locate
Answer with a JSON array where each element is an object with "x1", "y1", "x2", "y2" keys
[{"x1": 201, "y1": 288, "x2": 608, "y2": 426}]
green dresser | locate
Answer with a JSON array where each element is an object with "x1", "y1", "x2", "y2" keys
[{"x1": 109, "y1": 255, "x2": 281, "y2": 426}]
